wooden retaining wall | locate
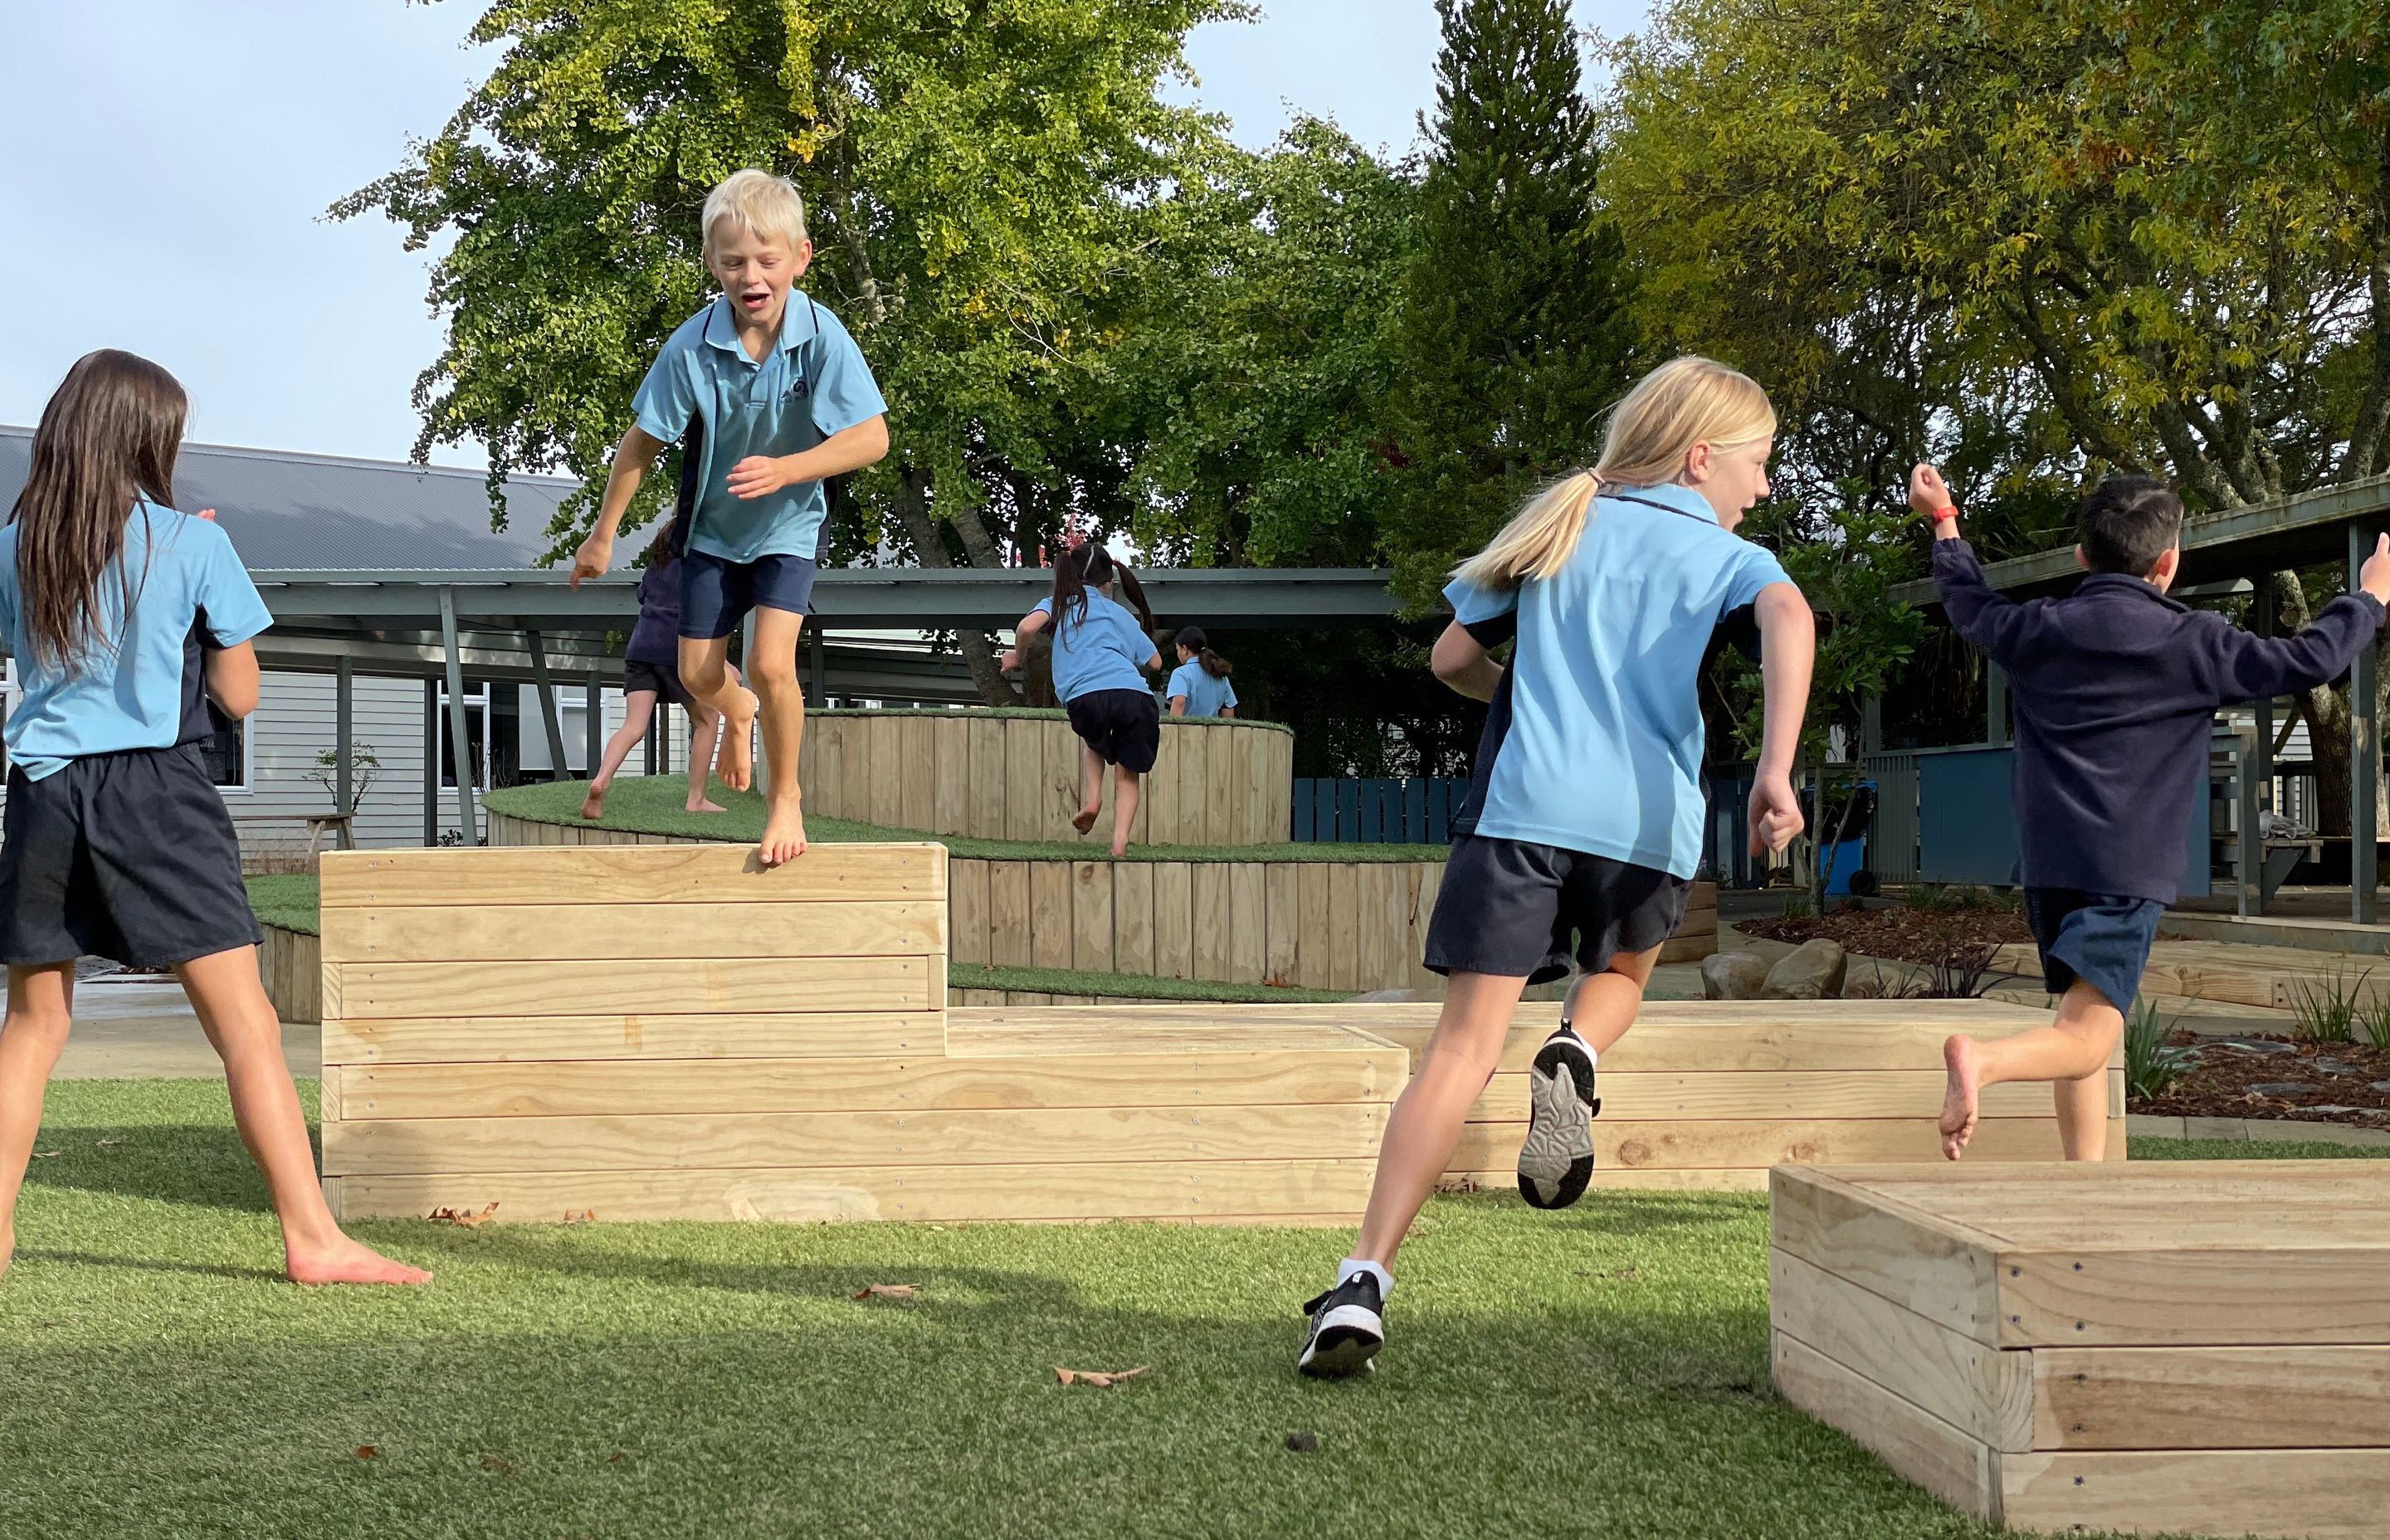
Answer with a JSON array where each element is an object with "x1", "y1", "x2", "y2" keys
[
  {"x1": 794, "y1": 710, "x2": 1294, "y2": 847},
  {"x1": 488, "y1": 812, "x2": 1714, "y2": 994},
  {"x1": 261, "y1": 923, "x2": 322, "y2": 1026}
]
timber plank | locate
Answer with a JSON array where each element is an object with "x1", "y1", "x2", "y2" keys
[
  {"x1": 1447, "y1": 1116, "x2": 2092, "y2": 1176},
  {"x1": 1071, "y1": 862, "x2": 1115, "y2": 973},
  {"x1": 949, "y1": 860, "x2": 991, "y2": 966},
  {"x1": 1029, "y1": 861, "x2": 1073, "y2": 970},
  {"x1": 319, "y1": 844, "x2": 944, "y2": 908},
  {"x1": 1114, "y1": 862, "x2": 1156, "y2": 977},
  {"x1": 1154, "y1": 862, "x2": 1193, "y2": 979},
  {"x1": 2002, "y1": 1449, "x2": 2390, "y2": 1540},
  {"x1": 1004, "y1": 719, "x2": 1042, "y2": 841},
  {"x1": 329, "y1": 956, "x2": 931, "y2": 1019},
  {"x1": 1770, "y1": 1166, "x2": 2005, "y2": 1343},
  {"x1": 1294, "y1": 864, "x2": 1333, "y2": 988},
  {"x1": 1467, "y1": 1070, "x2": 2082, "y2": 1123},
  {"x1": 2034, "y1": 1345, "x2": 2390, "y2": 1450},
  {"x1": 968, "y1": 715, "x2": 1006, "y2": 838},
  {"x1": 1263, "y1": 865, "x2": 1300, "y2": 987},
  {"x1": 1771, "y1": 1332, "x2": 1997, "y2": 1519},
  {"x1": 321, "y1": 1102, "x2": 1393, "y2": 1176},
  {"x1": 899, "y1": 715, "x2": 936, "y2": 831},
  {"x1": 1192, "y1": 863, "x2": 1230, "y2": 982},
  {"x1": 988, "y1": 860, "x2": 1033, "y2": 967},
  {"x1": 1227, "y1": 863, "x2": 1266, "y2": 984},
  {"x1": 322, "y1": 901, "x2": 943, "y2": 964},
  {"x1": 321, "y1": 1012, "x2": 944, "y2": 1066},
  {"x1": 1327, "y1": 865, "x2": 1359, "y2": 991}
]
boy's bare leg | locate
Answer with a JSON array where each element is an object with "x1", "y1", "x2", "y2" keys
[
  {"x1": 678, "y1": 633, "x2": 759, "y2": 792},
  {"x1": 1074, "y1": 744, "x2": 1104, "y2": 834},
  {"x1": 1350, "y1": 971, "x2": 1531, "y2": 1269},
  {"x1": 581, "y1": 690, "x2": 657, "y2": 820},
  {"x1": 1110, "y1": 762, "x2": 1141, "y2": 857},
  {"x1": 1565, "y1": 944, "x2": 1662, "y2": 1053},
  {"x1": 176, "y1": 948, "x2": 430, "y2": 1284},
  {"x1": 0, "y1": 964, "x2": 76, "y2": 1278},
  {"x1": 685, "y1": 702, "x2": 727, "y2": 812},
  {"x1": 1939, "y1": 979, "x2": 2120, "y2": 1160},
  {"x1": 747, "y1": 607, "x2": 807, "y2": 865}
]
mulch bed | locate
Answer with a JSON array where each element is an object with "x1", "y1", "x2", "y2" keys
[
  {"x1": 2134, "y1": 1029, "x2": 2390, "y2": 1130},
  {"x1": 1739, "y1": 905, "x2": 2034, "y2": 966}
]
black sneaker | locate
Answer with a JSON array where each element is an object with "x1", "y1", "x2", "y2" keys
[
  {"x1": 1297, "y1": 1273, "x2": 1385, "y2": 1378},
  {"x1": 1518, "y1": 1025, "x2": 1599, "y2": 1210}
]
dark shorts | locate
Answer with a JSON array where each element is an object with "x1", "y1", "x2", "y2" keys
[
  {"x1": 623, "y1": 657, "x2": 693, "y2": 707},
  {"x1": 1064, "y1": 690, "x2": 1162, "y2": 774},
  {"x1": 678, "y1": 550, "x2": 817, "y2": 640},
  {"x1": 2026, "y1": 888, "x2": 2163, "y2": 1014},
  {"x1": 0, "y1": 744, "x2": 263, "y2": 969},
  {"x1": 1425, "y1": 835, "x2": 1690, "y2": 986}
]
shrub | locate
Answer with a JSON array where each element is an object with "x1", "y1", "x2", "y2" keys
[
  {"x1": 2124, "y1": 998, "x2": 2193, "y2": 1100},
  {"x1": 2285, "y1": 969, "x2": 2368, "y2": 1044}
]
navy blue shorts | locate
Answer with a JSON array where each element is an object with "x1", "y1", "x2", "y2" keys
[
  {"x1": 678, "y1": 551, "x2": 817, "y2": 641},
  {"x1": 1424, "y1": 836, "x2": 1690, "y2": 986},
  {"x1": 2025, "y1": 888, "x2": 2163, "y2": 1014}
]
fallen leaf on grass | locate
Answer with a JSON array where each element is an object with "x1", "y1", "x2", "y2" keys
[
  {"x1": 561, "y1": 1209, "x2": 597, "y2": 1224},
  {"x1": 427, "y1": 1203, "x2": 500, "y2": 1228},
  {"x1": 606, "y1": 1452, "x2": 627, "y2": 1465},
  {"x1": 1575, "y1": 1266, "x2": 1641, "y2": 1282},
  {"x1": 1055, "y1": 1366, "x2": 1149, "y2": 1388},
  {"x1": 480, "y1": 1455, "x2": 515, "y2": 1474},
  {"x1": 1284, "y1": 1432, "x2": 1319, "y2": 1453},
  {"x1": 95, "y1": 1138, "x2": 124, "y2": 1148},
  {"x1": 29, "y1": 1150, "x2": 58, "y2": 1160},
  {"x1": 354, "y1": 1446, "x2": 378, "y2": 1460},
  {"x1": 852, "y1": 1283, "x2": 919, "y2": 1301}
]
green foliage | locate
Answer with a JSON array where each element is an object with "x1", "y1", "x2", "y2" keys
[
  {"x1": 1906, "y1": 883, "x2": 1955, "y2": 914},
  {"x1": 2285, "y1": 969, "x2": 2371, "y2": 1045},
  {"x1": 1384, "y1": 0, "x2": 1636, "y2": 607},
  {"x1": 2124, "y1": 999, "x2": 2193, "y2": 1100},
  {"x1": 2361, "y1": 991, "x2": 2390, "y2": 1054}
]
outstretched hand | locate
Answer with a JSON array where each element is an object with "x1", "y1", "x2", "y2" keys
[
  {"x1": 2362, "y1": 532, "x2": 2390, "y2": 606},
  {"x1": 1910, "y1": 464, "x2": 1957, "y2": 524},
  {"x1": 1748, "y1": 772, "x2": 1805, "y2": 857}
]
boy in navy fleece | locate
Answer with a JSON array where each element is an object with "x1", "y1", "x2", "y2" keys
[{"x1": 1921, "y1": 463, "x2": 2390, "y2": 1161}]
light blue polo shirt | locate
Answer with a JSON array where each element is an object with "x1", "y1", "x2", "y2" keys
[
  {"x1": 1444, "y1": 481, "x2": 1794, "y2": 877},
  {"x1": 0, "y1": 504, "x2": 275, "y2": 781},
  {"x1": 1032, "y1": 592, "x2": 1158, "y2": 702},
  {"x1": 1167, "y1": 660, "x2": 1237, "y2": 718},
  {"x1": 632, "y1": 293, "x2": 888, "y2": 563}
]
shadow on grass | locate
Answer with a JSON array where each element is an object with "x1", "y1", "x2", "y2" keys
[
  {"x1": 12, "y1": 1248, "x2": 284, "y2": 1284},
  {"x1": 21, "y1": 1122, "x2": 275, "y2": 1215}
]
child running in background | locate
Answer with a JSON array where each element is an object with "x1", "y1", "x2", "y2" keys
[
  {"x1": 579, "y1": 513, "x2": 743, "y2": 821},
  {"x1": 1299, "y1": 357, "x2": 1814, "y2": 1378},
  {"x1": 1165, "y1": 626, "x2": 1237, "y2": 719},
  {"x1": 572, "y1": 169, "x2": 890, "y2": 865},
  {"x1": 0, "y1": 351, "x2": 429, "y2": 1286},
  {"x1": 1002, "y1": 544, "x2": 1164, "y2": 856},
  {"x1": 1920, "y1": 464, "x2": 2390, "y2": 1160}
]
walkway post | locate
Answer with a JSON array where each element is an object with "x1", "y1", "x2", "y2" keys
[
  {"x1": 335, "y1": 655, "x2": 353, "y2": 816},
  {"x1": 2353, "y1": 525, "x2": 2379, "y2": 925},
  {"x1": 438, "y1": 586, "x2": 480, "y2": 847},
  {"x1": 584, "y1": 675, "x2": 602, "y2": 777},
  {"x1": 527, "y1": 630, "x2": 568, "y2": 779},
  {"x1": 422, "y1": 679, "x2": 437, "y2": 846}
]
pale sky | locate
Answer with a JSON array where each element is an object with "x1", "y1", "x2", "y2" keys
[{"x1": 0, "y1": 1, "x2": 1649, "y2": 467}]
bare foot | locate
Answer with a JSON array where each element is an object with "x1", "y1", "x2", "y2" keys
[
  {"x1": 719, "y1": 687, "x2": 760, "y2": 792},
  {"x1": 685, "y1": 797, "x2": 727, "y2": 814},
  {"x1": 760, "y1": 797, "x2": 808, "y2": 867},
  {"x1": 579, "y1": 786, "x2": 607, "y2": 821},
  {"x1": 1111, "y1": 835, "x2": 1131, "y2": 858},
  {"x1": 1939, "y1": 1034, "x2": 1980, "y2": 1161},
  {"x1": 1072, "y1": 804, "x2": 1101, "y2": 835},
  {"x1": 286, "y1": 1235, "x2": 433, "y2": 1287}
]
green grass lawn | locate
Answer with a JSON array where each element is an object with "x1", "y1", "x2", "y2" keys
[
  {"x1": 481, "y1": 774, "x2": 1450, "y2": 863},
  {"x1": 6, "y1": 1081, "x2": 2360, "y2": 1540}
]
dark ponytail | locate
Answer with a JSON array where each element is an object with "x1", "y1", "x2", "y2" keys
[
  {"x1": 1052, "y1": 543, "x2": 1156, "y2": 635},
  {"x1": 8, "y1": 350, "x2": 188, "y2": 676},
  {"x1": 1175, "y1": 625, "x2": 1231, "y2": 679}
]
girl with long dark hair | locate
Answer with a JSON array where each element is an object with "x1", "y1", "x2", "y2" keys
[
  {"x1": 1002, "y1": 543, "x2": 1163, "y2": 855},
  {"x1": 1165, "y1": 626, "x2": 1236, "y2": 719},
  {"x1": 0, "y1": 351, "x2": 430, "y2": 1286}
]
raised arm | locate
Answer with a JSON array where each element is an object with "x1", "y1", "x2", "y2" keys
[
  {"x1": 1914, "y1": 463, "x2": 2029, "y2": 666},
  {"x1": 997, "y1": 606, "x2": 1050, "y2": 673},
  {"x1": 1748, "y1": 582, "x2": 1815, "y2": 855},
  {"x1": 2202, "y1": 536, "x2": 2390, "y2": 703},
  {"x1": 572, "y1": 425, "x2": 671, "y2": 587}
]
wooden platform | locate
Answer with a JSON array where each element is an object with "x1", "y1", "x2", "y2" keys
[
  {"x1": 315, "y1": 844, "x2": 1401, "y2": 1226},
  {"x1": 1771, "y1": 1162, "x2": 2390, "y2": 1538},
  {"x1": 1996, "y1": 937, "x2": 2385, "y2": 1011}
]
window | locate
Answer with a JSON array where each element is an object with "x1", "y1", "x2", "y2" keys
[
  {"x1": 437, "y1": 684, "x2": 490, "y2": 792},
  {"x1": 200, "y1": 716, "x2": 250, "y2": 792}
]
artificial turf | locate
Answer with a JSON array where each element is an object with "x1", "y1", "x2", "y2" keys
[
  {"x1": 480, "y1": 774, "x2": 1450, "y2": 863},
  {"x1": 6, "y1": 1080, "x2": 2340, "y2": 1540}
]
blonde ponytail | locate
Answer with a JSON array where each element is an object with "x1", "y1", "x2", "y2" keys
[{"x1": 1450, "y1": 356, "x2": 1778, "y2": 590}]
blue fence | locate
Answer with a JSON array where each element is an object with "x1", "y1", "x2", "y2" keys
[{"x1": 1290, "y1": 777, "x2": 1471, "y2": 844}]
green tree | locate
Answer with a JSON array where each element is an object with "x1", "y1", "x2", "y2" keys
[
  {"x1": 1604, "y1": 0, "x2": 2390, "y2": 823},
  {"x1": 1384, "y1": 0, "x2": 1636, "y2": 607},
  {"x1": 338, "y1": 0, "x2": 1241, "y2": 704}
]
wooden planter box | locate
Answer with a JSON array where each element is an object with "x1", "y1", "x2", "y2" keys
[
  {"x1": 260, "y1": 924, "x2": 321, "y2": 1025},
  {"x1": 1771, "y1": 1160, "x2": 2388, "y2": 1537}
]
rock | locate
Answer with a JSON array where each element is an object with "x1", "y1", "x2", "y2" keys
[
  {"x1": 1700, "y1": 952, "x2": 1772, "y2": 1001},
  {"x1": 2304, "y1": 1105, "x2": 2363, "y2": 1115},
  {"x1": 2316, "y1": 1058, "x2": 2353, "y2": 1075},
  {"x1": 2249, "y1": 1083, "x2": 2320, "y2": 1097},
  {"x1": 2221, "y1": 1039, "x2": 2298, "y2": 1055},
  {"x1": 2373, "y1": 1081, "x2": 2390, "y2": 1094},
  {"x1": 1761, "y1": 939, "x2": 1848, "y2": 1001}
]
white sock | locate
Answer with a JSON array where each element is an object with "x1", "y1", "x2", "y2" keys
[{"x1": 1337, "y1": 1257, "x2": 1393, "y2": 1300}]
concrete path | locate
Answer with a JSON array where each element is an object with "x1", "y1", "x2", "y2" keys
[{"x1": 50, "y1": 978, "x2": 319, "y2": 1080}]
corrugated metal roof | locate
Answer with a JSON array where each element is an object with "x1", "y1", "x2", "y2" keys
[{"x1": 0, "y1": 426, "x2": 591, "y2": 571}]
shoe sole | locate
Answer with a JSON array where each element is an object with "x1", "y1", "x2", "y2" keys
[
  {"x1": 1298, "y1": 1305, "x2": 1384, "y2": 1378},
  {"x1": 1518, "y1": 1034, "x2": 1598, "y2": 1211}
]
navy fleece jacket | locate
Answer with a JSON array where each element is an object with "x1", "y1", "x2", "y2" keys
[{"x1": 1933, "y1": 538, "x2": 2384, "y2": 904}]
